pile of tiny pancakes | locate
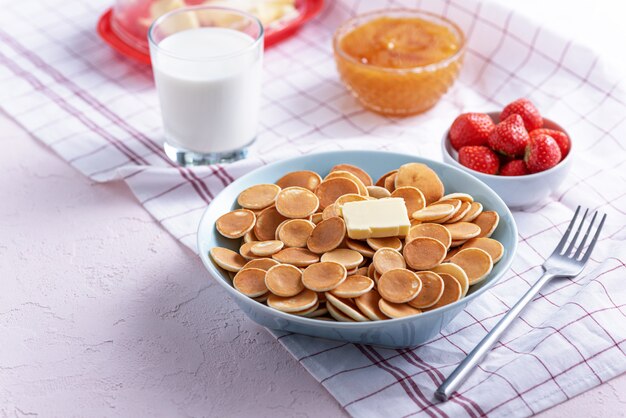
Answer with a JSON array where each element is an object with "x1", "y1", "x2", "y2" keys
[{"x1": 209, "y1": 162, "x2": 504, "y2": 322}]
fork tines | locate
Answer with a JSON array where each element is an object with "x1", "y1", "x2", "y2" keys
[{"x1": 553, "y1": 205, "x2": 607, "y2": 262}]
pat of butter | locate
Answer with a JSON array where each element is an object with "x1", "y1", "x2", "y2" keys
[{"x1": 341, "y1": 198, "x2": 410, "y2": 239}]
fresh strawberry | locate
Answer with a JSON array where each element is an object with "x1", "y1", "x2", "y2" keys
[
  {"x1": 500, "y1": 98, "x2": 543, "y2": 131},
  {"x1": 524, "y1": 133, "x2": 562, "y2": 173},
  {"x1": 458, "y1": 146, "x2": 500, "y2": 175},
  {"x1": 449, "y1": 113, "x2": 495, "y2": 150},
  {"x1": 500, "y1": 159, "x2": 529, "y2": 176},
  {"x1": 530, "y1": 128, "x2": 570, "y2": 157},
  {"x1": 487, "y1": 114, "x2": 530, "y2": 157}
]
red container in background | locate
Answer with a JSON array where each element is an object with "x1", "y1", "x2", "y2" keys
[{"x1": 97, "y1": 0, "x2": 324, "y2": 65}]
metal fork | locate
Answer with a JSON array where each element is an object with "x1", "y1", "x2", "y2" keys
[{"x1": 435, "y1": 206, "x2": 607, "y2": 401}]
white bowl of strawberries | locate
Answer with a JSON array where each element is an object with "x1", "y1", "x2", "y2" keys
[{"x1": 441, "y1": 98, "x2": 572, "y2": 209}]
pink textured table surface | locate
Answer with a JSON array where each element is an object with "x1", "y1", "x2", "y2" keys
[{"x1": 1, "y1": 112, "x2": 625, "y2": 416}]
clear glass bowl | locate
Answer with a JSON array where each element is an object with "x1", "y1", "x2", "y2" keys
[{"x1": 333, "y1": 9, "x2": 466, "y2": 116}]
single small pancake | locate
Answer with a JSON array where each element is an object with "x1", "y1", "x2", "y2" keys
[
  {"x1": 233, "y1": 268, "x2": 268, "y2": 297},
  {"x1": 325, "y1": 293, "x2": 370, "y2": 322},
  {"x1": 322, "y1": 203, "x2": 342, "y2": 220},
  {"x1": 391, "y1": 186, "x2": 426, "y2": 215},
  {"x1": 254, "y1": 206, "x2": 288, "y2": 241},
  {"x1": 253, "y1": 292, "x2": 269, "y2": 303},
  {"x1": 325, "y1": 170, "x2": 368, "y2": 196},
  {"x1": 444, "y1": 222, "x2": 482, "y2": 241},
  {"x1": 366, "y1": 237, "x2": 403, "y2": 252},
  {"x1": 315, "y1": 177, "x2": 360, "y2": 209},
  {"x1": 307, "y1": 217, "x2": 346, "y2": 254},
  {"x1": 302, "y1": 261, "x2": 347, "y2": 292},
  {"x1": 331, "y1": 163, "x2": 373, "y2": 186},
  {"x1": 330, "y1": 274, "x2": 374, "y2": 298},
  {"x1": 445, "y1": 201, "x2": 472, "y2": 224},
  {"x1": 473, "y1": 211, "x2": 500, "y2": 238},
  {"x1": 439, "y1": 192, "x2": 473, "y2": 203},
  {"x1": 412, "y1": 204, "x2": 455, "y2": 222},
  {"x1": 461, "y1": 237, "x2": 504, "y2": 263},
  {"x1": 303, "y1": 305, "x2": 328, "y2": 318},
  {"x1": 366, "y1": 185, "x2": 392, "y2": 199},
  {"x1": 346, "y1": 238, "x2": 375, "y2": 258},
  {"x1": 327, "y1": 300, "x2": 355, "y2": 322},
  {"x1": 408, "y1": 271, "x2": 444, "y2": 309},
  {"x1": 378, "y1": 299, "x2": 422, "y2": 318},
  {"x1": 335, "y1": 193, "x2": 367, "y2": 207},
  {"x1": 406, "y1": 223, "x2": 452, "y2": 249},
  {"x1": 210, "y1": 247, "x2": 247, "y2": 272},
  {"x1": 290, "y1": 301, "x2": 321, "y2": 316},
  {"x1": 432, "y1": 263, "x2": 470, "y2": 297},
  {"x1": 310, "y1": 212, "x2": 324, "y2": 224},
  {"x1": 355, "y1": 289, "x2": 389, "y2": 320},
  {"x1": 237, "y1": 184, "x2": 281, "y2": 210},
  {"x1": 321, "y1": 248, "x2": 364, "y2": 270},
  {"x1": 384, "y1": 172, "x2": 397, "y2": 192},
  {"x1": 460, "y1": 202, "x2": 483, "y2": 222},
  {"x1": 267, "y1": 289, "x2": 318, "y2": 313},
  {"x1": 394, "y1": 163, "x2": 444, "y2": 205},
  {"x1": 275, "y1": 170, "x2": 322, "y2": 191},
  {"x1": 449, "y1": 248, "x2": 493, "y2": 285},
  {"x1": 375, "y1": 169, "x2": 398, "y2": 187},
  {"x1": 265, "y1": 264, "x2": 304, "y2": 297},
  {"x1": 243, "y1": 229, "x2": 258, "y2": 243},
  {"x1": 403, "y1": 237, "x2": 447, "y2": 270},
  {"x1": 372, "y1": 248, "x2": 406, "y2": 275},
  {"x1": 251, "y1": 240, "x2": 284, "y2": 256},
  {"x1": 239, "y1": 241, "x2": 262, "y2": 260},
  {"x1": 443, "y1": 247, "x2": 461, "y2": 263},
  {"x1": 272, "y1": 247, "x2": 320, "y2": 267},
  {"x1": 242, "y1": 258, "x2": 280, "y2": 271},
  {"x1": 278, "y1": 219, "x2": 315, "y2": 248},
  {"x1": 378, "y1": 269, "x2": 422, "y2": 303},
  {"x1": 275, "y1": 187, "x2": 320, "y2": 219},
  {"x1": 216, "y1": 209, "x2": 256, "y2": 239},
  {"x1": 424, "y1": 273, "x2": 462, "y2": 310}
]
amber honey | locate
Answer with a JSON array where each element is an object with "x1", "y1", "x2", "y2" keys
[{"x1": 333, "y1": 11, "x2": 465, "y2": 116}]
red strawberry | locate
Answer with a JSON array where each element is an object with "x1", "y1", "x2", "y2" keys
[
  {"x1": 530, "y1": 128, "x2": 570, "y2": 157},
  {"x1": 500, "y1": 159, "x2": 529, "y2": 176},
  {"x1": 501, "y1": 98, "x2": 543, "y2": 131},
  {"x1": 487, "y1": 114, "x2": 530, "y2": 157},
  {"x1": 524, "y1": 133, "x2": 562, "y2": 173},
  {"x1": 458, "y1": 146, "x2": 500, "y2": 175},
  {"x1": 449, "y1": 113, "x2": 495, "y2": 151}
]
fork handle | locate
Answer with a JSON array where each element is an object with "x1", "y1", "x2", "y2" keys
[{"x1": 435, "y1": 271, "x2": 556, "y2": 401}]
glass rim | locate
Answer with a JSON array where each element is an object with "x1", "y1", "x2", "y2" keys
[
  {"x1": 332, "y1": 8, "x2": 466, "y2": 74},
  {"x1": 148, "y1": 5, "x2": 264, "y2": 62}
]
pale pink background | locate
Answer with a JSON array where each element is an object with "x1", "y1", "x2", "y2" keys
[{"x1": 2, "y1": 0, "x2": 626, "y2": 416}]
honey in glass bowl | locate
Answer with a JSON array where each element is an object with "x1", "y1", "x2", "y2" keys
[{"x1": 333, "y1": 9, "x2": 465, "y2": 116}]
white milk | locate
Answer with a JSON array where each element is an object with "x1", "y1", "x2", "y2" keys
[{"x1": 152, "y1": 27, "x2": 262, "y2": 154}]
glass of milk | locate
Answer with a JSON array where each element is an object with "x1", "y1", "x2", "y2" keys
[{"x1": 148, "y1": 6, "x2": 263, "y2": 166}]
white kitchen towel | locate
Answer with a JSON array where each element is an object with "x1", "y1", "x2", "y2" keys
[{"x1": 1, "y1": 0, "x2": 625, "y2": 416}]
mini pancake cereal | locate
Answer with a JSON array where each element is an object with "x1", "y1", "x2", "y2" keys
[
  {"x1": 275, "y1": 187, "x2": 320, "y2": 218},
  {"x1": 265, "y1": 264, "x2": 304, "y2": 297},
  {"x1": 276, "y1": 170, "x2": 322, "y2": 191},
  {"x1": 209, "y1": 161, "x2": 508, "y2": 323},
  {"x1": 237, "y1": 184, "x2": 281, "y2": 210},
  {"x1": 216, "y1": 209, "x2": 256, "y2": 239},
  {"x1": 302, "y1": 261, "x2": 347, "y2": 292},
  {"x1": 378, "y1": 268, "x2": 422, "y2": 304}
]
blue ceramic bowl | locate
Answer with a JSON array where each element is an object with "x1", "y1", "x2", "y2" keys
[{"x1": 197, "y1": 150, "x2": 518, "y2": 348}]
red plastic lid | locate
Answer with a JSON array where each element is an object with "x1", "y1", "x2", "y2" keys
[{"x1": 97, "y1": 0, "x2": 324, "y2": 65}]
